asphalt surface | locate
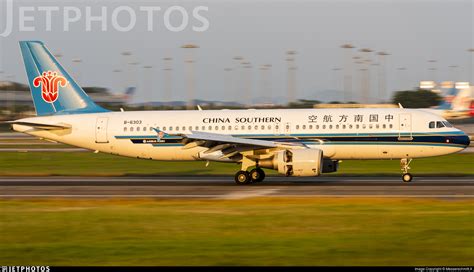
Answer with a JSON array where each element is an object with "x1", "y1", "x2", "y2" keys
[{"x1": 0, "y1": 176, "x2": 473, "y2": 199}]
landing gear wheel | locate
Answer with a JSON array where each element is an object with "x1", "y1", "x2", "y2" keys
[
  {"x1": 250, "y1": 168, "x2": 265, "y2": 182},
  {"x1": 402, "y1": 173, "x2": 413, "y2": 183},
  {"x1": 400, "y1": 158, "x2": 413, "y2": 183},
  {"x1": 235, "y1": 171, "x2": 251, "y2": 185}
]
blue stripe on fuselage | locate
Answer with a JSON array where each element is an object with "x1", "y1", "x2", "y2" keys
[
  {"x1": 115, "y1": 131, "x2": 470, "y2": 148},
  {"x1": 115, "y1": 131, "x2": 466, "y2": 139}
]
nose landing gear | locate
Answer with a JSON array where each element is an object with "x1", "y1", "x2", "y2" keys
[{"x1": 400, "y1": 158, "x2": 413, "y2": 183}]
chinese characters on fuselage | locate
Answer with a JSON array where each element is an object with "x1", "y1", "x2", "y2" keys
[{"x1": 308, "y1": 114, "x2": 394, "y2": 123}]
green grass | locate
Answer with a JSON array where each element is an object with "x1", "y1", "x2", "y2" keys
[
  {"x1": 0, "y1": 198, "x2": 472, "y2": 265},
  {"x1": 0, "y1": 152, "x2": 473, "y2": 176}
]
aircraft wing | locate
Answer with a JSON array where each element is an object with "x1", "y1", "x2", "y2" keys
[
  {"x1": 176, "y1": 130, "x2": 305, "y2": 160},
  {"x1": 184, "y1": 131, "x2": 288, "y2": 148}
]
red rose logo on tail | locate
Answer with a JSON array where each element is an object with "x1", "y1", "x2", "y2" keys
[{"x1": 33, "y1": 71, "x2": 68, "y2": 103}]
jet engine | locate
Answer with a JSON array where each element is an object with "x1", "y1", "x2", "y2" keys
[{"x1": 260, "y1": 149, "x2": 324, "y2": 176}]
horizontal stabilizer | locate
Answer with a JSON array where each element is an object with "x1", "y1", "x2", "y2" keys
[{"x1": 6, "y1": 121, "x2": 71, "y2": 130}]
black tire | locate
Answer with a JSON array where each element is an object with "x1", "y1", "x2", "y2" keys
[
  {"x1": 235, "y1": 171, "x2": 251, "y2": 185},
  {"x1": 250, "y1": 168, "x2": 265, "y2": 182},
  {"x1": 402, "y1": 173, "x2": 413, "y2": 183}
]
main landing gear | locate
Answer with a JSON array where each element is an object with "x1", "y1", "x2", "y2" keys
[
  {"x1": 234, "y1": 168, "x2": 266, "y2": 185},
  {"x1": 400, "y1": 158, "x2": 413, "y2": 183}
]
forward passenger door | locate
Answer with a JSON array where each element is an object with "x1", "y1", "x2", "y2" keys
[{"x1": 398, "y1": 113, "x2": 413, "y2": 140}]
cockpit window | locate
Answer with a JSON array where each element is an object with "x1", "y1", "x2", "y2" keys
[
  {"x1": 436, "y1": 121, "x2": 445, "y2": 128},
  {"x1": 429, "y1": 121, "x2": 435, "y2": 129},
  {"x1": 443, "y1": 121, "x2": 453, "y2": 128}
]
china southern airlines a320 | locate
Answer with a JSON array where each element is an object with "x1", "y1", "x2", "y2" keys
[{"x1": 9, "y1": 41, "x2": 471, "y2": 184}]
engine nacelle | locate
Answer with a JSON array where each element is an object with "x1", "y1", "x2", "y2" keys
[{"x1": 261, "y1": 149, "x2": 323, "y2": 177}]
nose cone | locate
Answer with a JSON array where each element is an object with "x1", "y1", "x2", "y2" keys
[{"x1": 457, "y1": 132, "x2": 471, "y2": 148}]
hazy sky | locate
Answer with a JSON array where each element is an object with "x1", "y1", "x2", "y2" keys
[{"x1": 0, "y1": 0, "x2": 473, "y2": 104}]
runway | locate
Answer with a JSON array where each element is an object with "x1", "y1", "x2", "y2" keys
[{"x1": 0, "y1": 176, "x2": 473, "y2": 199}]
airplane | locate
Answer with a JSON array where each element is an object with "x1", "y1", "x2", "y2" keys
[{"x1": 8, "y1": 41, "x2": 471, "y2": 184}]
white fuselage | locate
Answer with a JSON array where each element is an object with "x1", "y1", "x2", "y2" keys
[{"x1": 13, "y1": 108, "x2": 469, "y2": 161}]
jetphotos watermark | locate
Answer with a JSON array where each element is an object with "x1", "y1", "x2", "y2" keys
[{"x1": 0, "y1": 0, "x2": 210, "y2": 37}]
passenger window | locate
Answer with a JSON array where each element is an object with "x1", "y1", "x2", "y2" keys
[
  {"x1": 342, "y1": 125, "x2": 346, "y2": 129},
  {"x1": 248, "y1": 125, "x2": 251, "y2": 130},
  {"x1": 228, "y1": 126, "x2": 232, "y2": 131},
  {"x1": 336, "y1": 125, "x2": 339, "y2": 129},
  {"x1": 376, "y1": 124, "x2": 379, "y2": 129},
  {"x1": 322, "y1": 125, "x2": 326, "y2": 129},
  {"x1": 309, "y1": 125, "x2": 313, "y2": 129},
  {"x1": 176, "y1": 126, "x2": 179, "y2": 131},
  {"x1": 356, "y1": 124, "x2": 359, "y2": 129},
  {"x1": 302, "y1": 125, "x2": 306, "y2": 130},
  {"x1": 130, "y1": 127, "x2": 134, "y2": 132},
  {"x1": 316, "y1": 125, "x2": 319, "y2": 129},
  {"x1": 267, "y1": 125, "x2": 272, "y2": 130},
  {"x1": 275, "y1": 125, "x2": 279, "y2": 130},
  {"x1": 369, "y1": 124, "x2": 373, "y2": 129},
  {"x1": 261, "y1": 125, "x2": 265, "y2": 130},
  {"x1": 329, "y1": 125, "x2": 333, "y2": 129},
  {"x1": 137, "y1": 127, "x2": 140, "y2": 132},
  {"x1": 124, "y1": 127, "x2": 127, "y2": 132},
  {"x1": 241, "y1": 125, "x2": 245, "y2": 130},
  {"x1": 296, "y1": 125, "x2": 300, "y2": 130},
  {"x1": 436, "y1": 121, "x2": 445, "y2": 128},
  {"x1": 202, "y1": 126, "x2": 205, "y2": 131},
  {"x1": 169, "y1": 127, "x2": 173, "y2": 131},
  {"x1": 389, "y1": 124, "x2": 393, "y2": 129},
  {"x1": 208, "y1": 126, "x2": 212, "y2": 130},
  {"x1": 383, "y1": 124, "x2": 386, "y2": 129},
  {"x1": 215, "y1": 126, "x2": 219, "y2": 130},
  {"x1": 429, "y1": 121, "x2": 435, "y2": 129},
  {"x1": 349, "y1": 124, "x2": 353, "y2": 129},
  {"x1": 254, "y1": 125, "x2": 258, "y2": 130}
]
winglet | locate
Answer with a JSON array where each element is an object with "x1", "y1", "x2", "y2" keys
[
  {"x1": 398, "y1": 103, "x2": 404, "y2": 108},
  {"x1": 152, "y1": 127, "x2": 169, "y2": 141}
]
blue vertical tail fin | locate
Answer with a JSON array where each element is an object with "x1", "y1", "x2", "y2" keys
[{"x1": 19, "y1": 41, "x2": 108, "y2": 116}]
